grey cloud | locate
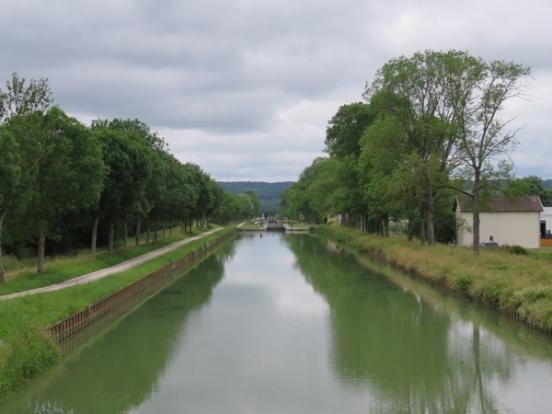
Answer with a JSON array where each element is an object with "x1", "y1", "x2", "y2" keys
[{"x1": 0, "y1": 0, "x2": 551, "y2": 180}]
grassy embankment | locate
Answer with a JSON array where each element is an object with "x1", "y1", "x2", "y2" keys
[
  {"x1": 0, "y1": 226, "x2": 212, "y2": 295},
  {"x1": 0, "y1": 225, "x2": 234, "y2": 398},
  {"x1": 529, "y1": 248, "x2": 552, "y2": 261},
  {"x1": 320, "y1": 224, "x2": 552, "y2": 333}
]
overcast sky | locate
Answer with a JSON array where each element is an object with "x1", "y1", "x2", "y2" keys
[{"x1": 1, "y1": 0, "x2": 551, "y2": 181}]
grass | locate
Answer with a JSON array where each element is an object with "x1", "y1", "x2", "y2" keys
[
  {"x1": 0, "y1": 226, "x2": 234, "y2": 398},
  {"x1": 528, "y1": 248, "x2": 552, "y2": 261},
  {"x1": 0, "y1": 226, "x2": 213, "y2": 295},
  {"x1": 319, "y1": 224, "x2": 552, "y2": 333}
]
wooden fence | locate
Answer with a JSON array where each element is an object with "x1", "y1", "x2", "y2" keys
[{"x1": 49, "y1": 230, "x2": 235, "y2": 351}]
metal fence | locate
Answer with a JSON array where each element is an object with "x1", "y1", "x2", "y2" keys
[{"x1": 49, "y1": 231, "x2": 234, "y2": 351}]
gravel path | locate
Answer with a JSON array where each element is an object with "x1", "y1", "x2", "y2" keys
[{"x1": 0, "y1": 227, "x2": 223, "y2": 300}]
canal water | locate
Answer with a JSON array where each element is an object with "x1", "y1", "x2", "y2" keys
[{"x1": 3, "y1": 233, "x2": 552, "y2": 413}]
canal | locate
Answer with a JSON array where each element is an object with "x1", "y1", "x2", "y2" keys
[{"x1": 3, "y1": 233, "x2": 552, "y2": 413}]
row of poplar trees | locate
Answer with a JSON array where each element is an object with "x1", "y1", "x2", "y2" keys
[
  {"x1": 0, "y1": 74, "x2": 258, "y2": 281},
  {"x1": 282, "y1": 50, "x2": 531, "y2": 254}
]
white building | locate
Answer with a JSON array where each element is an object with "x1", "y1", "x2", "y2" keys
[{"x1": 456, "y1": 195, "x2": 543, "y2": 249}]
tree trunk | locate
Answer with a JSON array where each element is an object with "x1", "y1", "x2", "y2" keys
[
  {"x1": 382, "y1": 216, "x2": 389, "y2": 237},
  {"x1": 154, "y1": 222, "x2": 158, "y2": 242},
  {"x1": 146, "y1": 223, "x2": 150, "y2": 244},
  {"x1": 109, "y1": 221, "x2": 114, "y2": 252},
  {"x1": 472, "y1": 172, "x2": 481, "y2": 255},
  {"x1": 91, "y1": 217, "x2": 99, "y2": 260},
  {"x1": 425, "y1": 185, "x2": 436, "y2": 245},
  {"x1": 407, "y1": 215, "x2": 415, "y2": 241},
  {"x1": 37, "y1": 231, "x2": 46, "y2": 273},
  {"x1": 123, "y1": 221, "x2": 128, "y2": 248},
  {"x1": 135, "y1": 220, "x2": 141, "y2": 246},
  {"x1": 0, "y1": 212, "x2": 6, "y2": 283},
  {"x1": 420, "y1": 212, "x2": 427, "y2": 245}
]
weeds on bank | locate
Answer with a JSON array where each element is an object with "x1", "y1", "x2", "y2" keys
[
  {"x1": 321, "y1": 224, "x2": 552, "y2": 332},
  {"x1": 0, "y1": 226, "x2": 232, "y2": 398}
]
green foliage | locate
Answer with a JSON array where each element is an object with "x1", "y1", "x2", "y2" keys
[
  {"x1": 287, "y1": 50, "x2": 531, "y2": 251},
  {"x1": 0, "y1": 73, "x2": 240, "y2": 277},
  {"x1": 218, "y1": 181, "x2": 293, "y2": 214},
  {"x1": 506, "y1": 176, "x2": 552, "y2": 205},
  {"x1": 0, "y1": 73, "x2": 53, "y2": 123},
  {"x1": 0, "y1": 328, "x2": 59, "y2": 396},
  {"x1": 325, "y1": 102, "x2": 372, "y2": 159},
  {"x1": 510, "y1": 245, "x2": 528, "y2": 255},
  {"x1": 0, "y1": 227, "x2": 233, "y2": 397},
  {"x1": 281, "y1": 157, "x2": 343, "y2": 223},
  {"x1": 320, "y1": 225, "x2": 552, "y2": 332}
]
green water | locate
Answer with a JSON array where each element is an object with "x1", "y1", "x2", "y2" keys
[{"x1": 3, "y1": 233, "x2": 552, "y2": 413}]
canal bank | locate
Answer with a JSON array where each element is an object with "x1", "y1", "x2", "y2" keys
[
  {"x1": 3, "y1": 233, "x2": 552, "y2": 414},
  {"x1": 0, "y1": 226, "x2": 235, "y2": 399},
  {"x1": 319, "y1": 224, "x2": 552, "y2": 334}
]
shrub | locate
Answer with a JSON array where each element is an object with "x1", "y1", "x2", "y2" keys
[
  {"x1": 453, "y1": 275, "x2": 474, "y2": 293},
  {"x1": 510, "y1": 245, "x2": 528, "y2": 255}
]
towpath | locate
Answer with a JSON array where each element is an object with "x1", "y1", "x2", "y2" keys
[{"x1": 0, "y1": 227, "x2": 223, "y2": 300}]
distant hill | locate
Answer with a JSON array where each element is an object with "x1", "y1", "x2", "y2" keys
[
  {"x1": 544, "y1": 179, "x2": 552, "y2": 189},
  {"x1": 218, "y1": 181, "x2": 294, "y2": 214}
]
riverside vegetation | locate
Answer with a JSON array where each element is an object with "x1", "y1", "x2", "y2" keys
[
  {"x1": 281, "y1": 50, "x2": 551, "y2": 254},
  {"x1": 0, "y1": 226, "x2": 235, "y2": 398},
  {"x1": 321, "y1": 224, "x2": 552, "y2": 332},
  {"x1": 282, "y1": 49, "x2": 552, "y2": 333},
  {"x1": 0, "y1": 73, "x2": 257, "y2": 398},
  {"x1": 0, "y1": 73, "x2": 260, "y2": 281}
]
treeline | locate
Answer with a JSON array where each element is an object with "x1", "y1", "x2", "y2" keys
[
  {"x1": 282, "y1": 50, "x2": 538, "y2": 254},
  {"x1": 0, "y1": 74, "x2": 259, "y2": 280}
]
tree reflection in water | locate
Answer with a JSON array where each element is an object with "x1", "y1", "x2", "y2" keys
[
  {"x1": 1, "y1": 243, "x2": 235, "y2": 414},
  {"x1": 285, "y1": 235, "x2": 512, "y2": 414}
]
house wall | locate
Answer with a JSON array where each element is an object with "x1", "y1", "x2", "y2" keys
[{"x1": 456, "y1": 210, "x2": 541, "y2": 248}]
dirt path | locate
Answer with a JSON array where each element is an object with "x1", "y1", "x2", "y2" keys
[{"x1": 0, "y1": 227, "x2": 224, "y2": 300}]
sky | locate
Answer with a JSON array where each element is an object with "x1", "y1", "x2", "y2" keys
[{"x1": 1, "y1": 0, "x2": 551, "y2": 182}]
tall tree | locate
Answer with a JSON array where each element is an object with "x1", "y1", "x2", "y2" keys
[
  {"x1": 0, "y1": 73, "x2": 53, "y2": 122},
  {"x1": 455, "y1": 60, "x2": 530, "y2": 254},
  {"x1": 0, "y1": 127, "x2": 21, "y2": 282},
  {"x1": 365, "y1": 50, "x2": 484, "y2": 244},
  {"x1": 324, "y1": 103, "x2": 374, "y2": 227},
  {"x1": 14, "y1": 108, "x2": 105, "y2": 272}
]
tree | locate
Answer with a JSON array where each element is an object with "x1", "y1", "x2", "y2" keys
[
  {"x1": 281, "y1": 158, "x2": 341, "y2": 223},
  {"x1": 365, "y1": 50, "x2": 483, "y2": 244},
  {"x1": 323, "y1": 103, "x2": 374, "y2": 227},
  {"x1": 12, "y1": 108, "x2": 105, "y2": 272},
  {"x1": 91, "y1": 119, "x2": 153, "y2": 254},
  {"x1": 0, "y1": 127, "x2": 21, "y2": 282},
  {"x1": 0, "y1": 73, "x2": 53, "y2": 122},
  {"x1": 358, "y1": 116, "x2": 408, "y2": 235},
  {"x1": 506, "y1": 176, "x2": 552, "y2": 205},
  {"x1": 325, "y1": 103, "x2": 373, "y2": 159},
  {"x1": 455, "y1": 60, "x2": 531, "y2": 254}
]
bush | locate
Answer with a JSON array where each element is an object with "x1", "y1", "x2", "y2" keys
[{"x1": 510, "y1": 245, "x2": 528, "y2": 255}]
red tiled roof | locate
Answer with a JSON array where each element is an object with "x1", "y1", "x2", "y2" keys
[{"x1": 456, "y1": 195, "x2": 543, "y2": 213}]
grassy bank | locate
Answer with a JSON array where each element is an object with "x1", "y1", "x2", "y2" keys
[
  {"x1": 0, "y1": 226, "x2": 234, "y2": 398},
  {"x1": 319, "y1": 224, "x2": 552, "y2": 333},
  {"x1": 0, "y1": 226, "x2": 212, "y2": 295}
]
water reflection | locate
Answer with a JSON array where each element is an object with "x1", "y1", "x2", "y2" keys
[
  {"x1": 285, "y1": 235, "x2": 551, "y2": 414},
  {"x1": 0, "y1": 244, "x2": 233, "y2": 414},
  {"x1": 2, "y1": 234, "x2": 552, "y2": 414}
]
